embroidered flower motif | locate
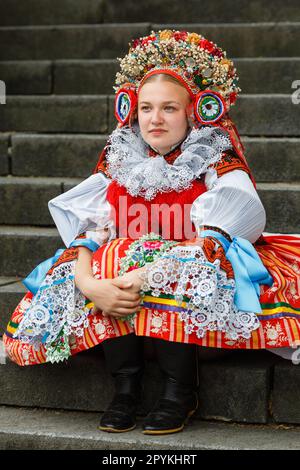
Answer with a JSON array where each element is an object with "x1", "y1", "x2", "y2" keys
[
  {"x1": 150, "y1": 310, "x2": 170, "y2": 335},
  {"x1": 287, "y1": 280, "x2": 300, "y2": 300},
  {"x1": 266, "y1": 327, "x2": 279, "y2": 341},
  {"x1": 95, "y1": 321, "x2": 106, "y2": 337},
  {"x1": 290, "y1": 262, "x2": 300, "y2": 274},
  {"x1": 265, "y1": 321, "x2": 287, "y2": 346},
  {"x1": 152, "y1": 316, "x2": 163, "y2": 329},
  {"x1": 143, "y1": 241, "x2": 164, "y2": 250}
]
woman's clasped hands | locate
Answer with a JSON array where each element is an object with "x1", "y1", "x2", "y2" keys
[{"x1": 80, "y1": 266, "x2": 147, "y2": 318}]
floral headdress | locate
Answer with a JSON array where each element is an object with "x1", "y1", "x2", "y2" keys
[{"x1": 114, "y1": 29, "x2": 240, "y2": 127}]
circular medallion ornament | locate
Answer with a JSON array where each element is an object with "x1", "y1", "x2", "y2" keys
[
  {"x1": 194, "y1": 90, "x2": 226, "y2": 124},
  {"x1": 114, "y1": 88, "x2": 137, "y2": 125}
]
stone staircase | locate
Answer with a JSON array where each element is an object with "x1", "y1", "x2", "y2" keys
[{"x1": 1, "y1": 0, "x2": 300, "y2": 450}]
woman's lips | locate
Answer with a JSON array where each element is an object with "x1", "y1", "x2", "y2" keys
[{"x1": 149, "y1": 130, "x2": 167, "y2": 134}]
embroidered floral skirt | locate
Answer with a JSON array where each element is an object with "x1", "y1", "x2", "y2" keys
[{"x1": 3, "y1": 233, "x2": 300, "y2": 366}]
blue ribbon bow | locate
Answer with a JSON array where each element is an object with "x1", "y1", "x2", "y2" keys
[
  {"x1": 200, "y1": 230, "x2": 273, "y2": 313},
  {"x1": 22, "y1": 238, "x2": 100, "y2": 295}
]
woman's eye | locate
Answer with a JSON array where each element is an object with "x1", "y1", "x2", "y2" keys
[{"x1": 140, "y1": 106, "x2": 176, "y2": 111}]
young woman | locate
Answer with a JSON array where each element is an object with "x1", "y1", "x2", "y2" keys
[{"x1": 3, "y1": 30, "x2": 300, "y2": 436}]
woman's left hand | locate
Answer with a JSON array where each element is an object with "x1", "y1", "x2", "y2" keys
[{"x1": 118, "y1": 266, "x2": 147, "y2": 292}]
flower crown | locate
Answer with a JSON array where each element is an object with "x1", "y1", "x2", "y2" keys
[{"x1": 113, "y1": 30, "x2": 240, "y2": 127}]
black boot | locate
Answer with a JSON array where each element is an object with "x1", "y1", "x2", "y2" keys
[
  {"x1": 99, "y1": 333, "x2": 144, "y2": 433},
  {"x1": 143, "y1": 338, "x2": 199, "y2": 435}
]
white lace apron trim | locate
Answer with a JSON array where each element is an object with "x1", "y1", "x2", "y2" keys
[
  {"x1": 139, "y1": 244, "x2": 260, "y2": 340},
  {"x1": 13, "y1": 260, "x2": 90, "y2": 363}
]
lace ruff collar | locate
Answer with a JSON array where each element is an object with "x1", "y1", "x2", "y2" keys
[{"x1": 106, "y1": 123, "x2": 232, "y2": 200}]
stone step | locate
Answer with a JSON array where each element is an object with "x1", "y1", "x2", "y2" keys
[
  {"x1": 0, "y1": 96, "x2": 108, "y2": 133},
  {"x1": 1, "y1": 405, "x2": 300, "y2": 451},
  {"x1": 0, "y1": 346, "x2": 298, "y2": 426},
  {"x1": 1, "y1": 95, "x2": 299, "y2": 136},
  {"x1": 0, "y1": 23, "x2": 299, "y2": 60},
  {"x1": 3, "y1": 133, "x2": 299, "y2": 182},
  {"x1": 1, "y1": 132, "x2": 299, "y2": 181},
  {"x1": 0, "y1": 226, "x2": 61, "y2": 277},
  {"x1": 1, "y1": 0, "x2": 300, "y2": 26},
  {"x1": 0, "y1": 0, "x2": 106, "y2": 26},
  {"x1": 0, "y1": 61, "x2": 52, "y2": 95},
  {"x1": 1, "y1": 58, "x2": 299, "y2": 95},
  {"x1": 8, "y1": 133, "x2": 104, "y2": 178},
  {"x1": 0, "y1": 176, "x2": 64, "y2": 225},
  {"x1": 0, "y1": 134, "x2": 9, "y2": 175},
  {"x1": 0, "y1": 176, "x2": 299, "y2": 229},
  {"x1": 0, "y1": 24, "x2": 150, "y2": 60},
  {"x1": 104, "y1": 0, "x2": 300, "y2": 25}
]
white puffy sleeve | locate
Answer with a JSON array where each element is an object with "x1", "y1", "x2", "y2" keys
[
  {"x1": 48, "y1": 172, "x2": 116, "y2": 248},
  {"x1": 190, "y1": 169, "x2": 266, "y2": 243}
]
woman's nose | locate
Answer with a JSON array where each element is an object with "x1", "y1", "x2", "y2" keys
[{"x1": 151, "y1": 109, "x2": 163, "y2": 124}]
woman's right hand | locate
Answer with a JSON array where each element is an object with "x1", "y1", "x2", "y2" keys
[{"x1": 80, "y1": 276, "x2": 142, "y2": 318}]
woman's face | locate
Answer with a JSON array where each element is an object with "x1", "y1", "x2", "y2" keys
[{"x1": 137, "y1": 79, "x2": 191, "y2": 155}]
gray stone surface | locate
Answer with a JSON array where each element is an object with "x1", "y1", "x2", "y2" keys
[
  {"x1": 0, "y1": 176, "x2": 62, "y2": 225},
  {"x1": 11, "y1": 133, "x2": 105, "y2": 177},
  {"x1": 104, "y1": 0, "x2": 300, "y2": 24},
  {"x1": 0, "y1": 96, "x2": 107, "y2": 133},
  {"x1": 54, "y1": 59, "x2": 118, "y2": 95},
  {"x1": 0, "y1": 226, "x2": 61, "y2": 277},
  {"x1": 198, "y1": 350, "x2": 276, "y2": 423},
  {"x1": 1, "y1": 405, "x2": 300, "y2": 450},
  {"x1": 230, "y1": 95, "x2": 300, "y2": 137},
  {"x1": 0, "y1": 0, "x2": 105, "y2": 26},
  {"x1": 236, "y1": 58, "x2": 300, "y2": 95},
  {"x1": 0, "y1": 24, "x2": 150, "y2": 60},
  {"x1": 1, "y1": 0, "x2": 300, "y2": 25},
  {"x1": 0, "y1": 61, "x2": 52, "y2": 94},
  {"x1": 1, "y1": 23, "x2": 299, "y2": 60},
  {"x1": 243, "y1": 138, "x2": 300, "y2": 183},
  {"x1": 272, "y1": 361, "x2": 300, "y2": 424},
  {"x1": 257, "y1": 183, "x2": 300, "y2": 233},
  {"x1": 0, "y1": 134, "x2": 9, "y2": 175}
]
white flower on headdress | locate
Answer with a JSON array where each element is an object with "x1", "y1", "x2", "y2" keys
[{"x1": 202, "y1": 100, "x2": 219, "y2": 117}]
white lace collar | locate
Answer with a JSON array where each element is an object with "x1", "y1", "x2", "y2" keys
[{"x1": 106, "y1": 123, "x2": 232, "y2": 200}]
